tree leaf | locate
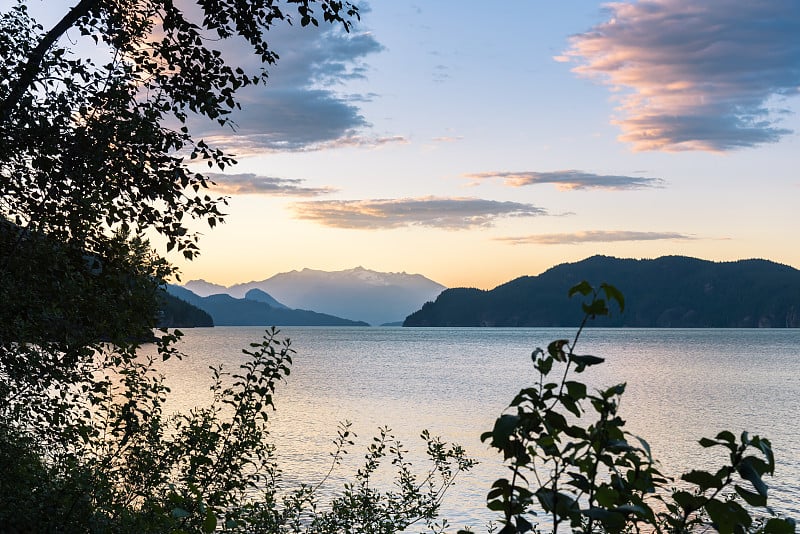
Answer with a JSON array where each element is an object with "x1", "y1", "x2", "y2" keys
[
  {"x1": 171, "y1": 507, "x2": 190, "y2": 518},
  {"x1": 601, "y1": 283, "x2": 625, "y2": 313},
  {"x1": 682, "y1": 470, "x2": 722, "y2": 491},
  {"x1": 568, "y1": 280, "x2": 593, "y2": 297},
  {"x1": 202, "y1": 509, "x2": 217, "y2": 533},
  {"x1": 570, "y1": 354, "x2": 605, "y2": 367},
  {"x1": 704, "y1": 498, "x2": 752, "y2": 534},
  {"x1": 764, "y1": 518, "x2": 796, "y2": 534},
  {"x1": 738, "y1": 457, "x2": 768, "y2": 498},
  {"x1": 734, "y1": 484, "x2": 767, "y2": 507}
]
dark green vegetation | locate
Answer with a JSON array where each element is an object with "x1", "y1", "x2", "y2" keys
[
  {"x1": 1, "y1": 220, "x2": 172, "y2": 346},
  {"x1": 167, "y1": 285, "x2": 369, "y2": 326},
  {"x1": 158, "y1": 292, "x2": 214, "y2": 328},
  {"x1": 1, "y1": 1, "x2": 472, "y2": 532},
  {"x1": 460, "y1": 282, "x2": 796, "y2": 534},
  {"x1": 405, "y1": 255, "x2": 800, "y2": 327}
]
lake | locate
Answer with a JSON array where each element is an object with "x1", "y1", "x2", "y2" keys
[{"x1": 149, "y1": 326, "x2": 800, "y2": 531}]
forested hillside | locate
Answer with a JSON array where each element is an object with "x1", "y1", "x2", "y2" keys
[
  {"x1": 404, "y1": 255, "x2": 800, "y2": 327},
  {"x1": 157, "y1": 292, "x2": 214, "y2": 328},
  {"x1": 166, "y1": 285, "x2": 369, "y2": 326}
]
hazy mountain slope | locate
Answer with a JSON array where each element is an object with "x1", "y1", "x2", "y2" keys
[
  {"x1": 404, "y1": 255, "x2": 800, "y2": 328},
  {"x1": 244, "y1": 288, "x2": 289, "y2": 309},
  {"x1": 165, "y1": 285, "x2": 368, "y2": 326},
  {"x1": 182, "y1": 279, "x2": 228, "y2": 297},
  {"x1": 185, "y1": 267, "x2": 446, "y2": 326}
]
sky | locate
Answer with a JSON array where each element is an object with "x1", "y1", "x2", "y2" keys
[{"x1": 24, "y1": 1, "x2": 800, "y2": 289}]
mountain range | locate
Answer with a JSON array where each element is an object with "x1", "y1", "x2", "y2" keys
[
  {"x1": 182, "y1": 266, "x2": 446, "y2": 326},
  {"x1": 166, "y1": 285, "x2": 368, "y2": 327},
  {"x1": 403, "y1": 255, "x2": 800, "y2": 328}
]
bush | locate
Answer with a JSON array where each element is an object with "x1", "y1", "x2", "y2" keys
[
  {"x1": 0, "y1": 327, "x2": 475, "y2": 533},
  {"x1": 467, "y1": 282, "x2": 796, "y2": 534}
]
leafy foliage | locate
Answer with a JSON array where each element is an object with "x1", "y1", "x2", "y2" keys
[
  {"x1": 0, "y1": 0, "x2": 363, "y2": 416},
  {"x1": 0, "y1": 0, "x2": 359, "y2": 406},
  {"x1": 1, "y1": 0, "x2": 359, "y2": 256},
  {"x1": 1, "y1": 2, "x2": 477, "y2": 533},
  {"x1": 465, "y1": 282, "x2": 796, "y2": 534},
  {"x1": 0, "y1": 327, "x2": 475, "y2": 533},
  {"x1": 0, "y1": 225, "x2": 174, "y2": 430}
]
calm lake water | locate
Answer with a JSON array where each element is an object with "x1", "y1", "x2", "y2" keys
[{"x1": 150, "y1": 327, "x2": 800, "y2": 531}]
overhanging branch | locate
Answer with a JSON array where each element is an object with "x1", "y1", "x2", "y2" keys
[{"x1": 0, "y1": 0, "x2": 99, "y2": 126}]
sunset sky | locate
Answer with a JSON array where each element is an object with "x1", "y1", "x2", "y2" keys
[{"x1": 36, "y1": 1, "x2": 800, "y2": 289}]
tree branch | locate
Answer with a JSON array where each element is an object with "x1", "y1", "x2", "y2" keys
[{"x1": 0, "y1": 0, "x2": 99, "y2": 125}]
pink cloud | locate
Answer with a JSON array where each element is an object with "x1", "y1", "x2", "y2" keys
[
  {"x1": 495, "y1": 230, "x2": 695, "y2": 245},
  {"x1": 291, "y1": 196, "x2": 547, "y2": 229},
  {"x1": 464, "y1": 170, "x2": 663, "y2": 190},
  {"x1": 564, "y1": 0, "x2": 800, "y2": 151}
]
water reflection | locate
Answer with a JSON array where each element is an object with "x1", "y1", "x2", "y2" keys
[{"x1": 147, "y1": 327, "x2": 800, "y2": 530}]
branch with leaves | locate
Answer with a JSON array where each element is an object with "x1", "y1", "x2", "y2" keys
[{"x1": 469, "y1": 281, "x2": 796, "y2": 534}]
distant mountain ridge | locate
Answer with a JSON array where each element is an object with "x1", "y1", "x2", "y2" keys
[
  {"x1": 166, "y1": 285, "x2": 368, "y2": 327},
  {"x1": 183, "y1": 266, "x2": 446, "y2": 326},
  {"x1": 404, "y1": 255, "x2": 800, "y2": 328},
  {"x1": 244, "y1": 288, "x2": 289, "y2": 309}
]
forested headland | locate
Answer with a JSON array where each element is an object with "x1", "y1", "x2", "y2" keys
[{"x1": 405, "y1": 255, "x2": 800, "y2": 327}]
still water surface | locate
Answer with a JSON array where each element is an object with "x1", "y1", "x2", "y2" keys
[{"x1": 152, "y1": 327, "x2": 800, "y2": 530}]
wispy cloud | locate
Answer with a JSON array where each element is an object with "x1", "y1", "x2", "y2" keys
[
  {"x1": 496, "y1": 230, "x2": 694, "y2": 245},
  {"x1": 191, "y1": 22, "x2": 385, "y2": 153},
  {"x1": 205, "y1": 173, "x2": 336, "y2": 196},
  {"x1": 200, "y1": 132, "x2": 408, "y2": 157},
  {"x1": 465, "y1": 170, "x2": 664, "y2": 190},
  {"x1": 563, "y1": 0, "x2": 800, "y2": 151},
  {"x1": 432, "y1": 64, "x2": 450, "y2": 83},
  {"x1": 291, "y1": 197, "x2": 547, "y2": 229}
]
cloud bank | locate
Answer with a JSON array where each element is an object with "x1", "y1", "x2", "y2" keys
[
  {"x1": 192, "y1": 22, "x2": 385, "y2": 153},
  {"x1": 564, "y1": 0, "x2": 800, "y2": 151},
  {"x1": 465, "y1": 170, "x2": 663, "y2": 190},
  {"x1": 291, "y1": 197, "x2": 547, "y2": 229},
  {"x1": 496, "y1": 230, "x2": 693, "y2": 245},
  {"x1": 205, "y1": 173, "x2": 336, "y2": 196}
]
